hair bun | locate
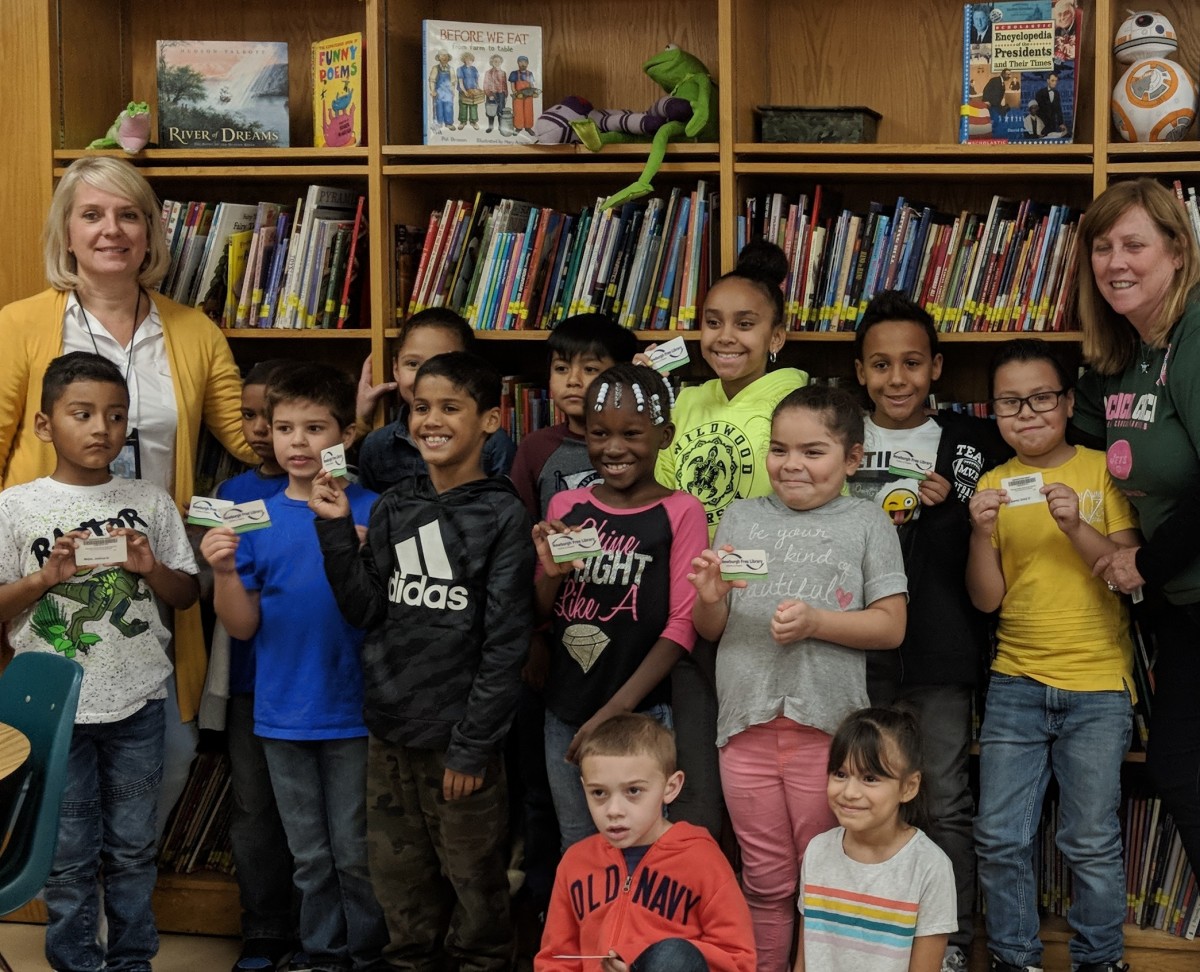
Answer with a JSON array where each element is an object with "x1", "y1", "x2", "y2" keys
[{"x1": 734, "y1": 238, "x2": 788, "y2": 289}]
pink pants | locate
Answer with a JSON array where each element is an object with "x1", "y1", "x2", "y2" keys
[{"x1": 719, "y1": 717, "x2": 836, "y2": 972}]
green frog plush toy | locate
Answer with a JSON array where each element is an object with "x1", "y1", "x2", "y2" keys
[
  {"x1": 88, "y1": 101, "x2": 152, "y2": 154},
  {"x1": 532, "y1": 45, "x2": 716, "y2": 208}
]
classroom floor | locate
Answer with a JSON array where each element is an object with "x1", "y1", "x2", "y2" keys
[{"x1": 0, "y1": 922, "x2": 241, "y2": 970}]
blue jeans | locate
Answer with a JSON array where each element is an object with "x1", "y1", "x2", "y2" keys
[
  {"x1": 632, "y1": 938, "x2": 709, "y2": 972},
  {"x1": 261, "y1": 736, "x2": 388, "y2": 972},
  {"x1": 975, "y1": 674, "x2": 1131, "y2": 968},
  {"x1": 227, "y1": 694, "x2": 296, "y2": 942},
  {"x1": 545, "y1": 704, "x2": 672, "y2": 852},
  {"x1": 44, "y1": 698, "x2": 164, "y2": 972}
]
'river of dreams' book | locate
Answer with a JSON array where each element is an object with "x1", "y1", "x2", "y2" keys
[{"x1": 157, "y1": 40, "x2": 290, "y2": 148}]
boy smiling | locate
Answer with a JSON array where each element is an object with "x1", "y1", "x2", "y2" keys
[{"x1": 313, "y1": 351, "x2": 534, "y2": 970}]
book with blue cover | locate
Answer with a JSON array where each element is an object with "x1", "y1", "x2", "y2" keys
[{"x1": 959, "y1": 2, "x2": 1082, "y2": 144}]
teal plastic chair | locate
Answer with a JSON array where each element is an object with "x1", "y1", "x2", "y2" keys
[{"x1": 0, "y1": 653, "x2": 83, "y2": 972}]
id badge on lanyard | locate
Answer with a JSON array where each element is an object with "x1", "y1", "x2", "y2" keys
[{"x1": 110, "y1": 427, "x2": 142, "y2": 480}]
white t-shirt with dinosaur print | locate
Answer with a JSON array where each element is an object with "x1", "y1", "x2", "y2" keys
[{"x1": 0, "y1": 477, "x2": 197, "y2": 723}]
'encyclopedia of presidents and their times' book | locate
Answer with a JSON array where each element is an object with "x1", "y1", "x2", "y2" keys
[
  {"x1": 960, "y1": 1, "x2": 1082, "y2": 144},
  {"x1": 157, "y1": 40, "x2": 290, "y2": 148},
  {"x1": 422, "y1": 20, "x2": 542, "y2": 145}
]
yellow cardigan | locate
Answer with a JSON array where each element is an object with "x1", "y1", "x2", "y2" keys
[{"x1": 0, "y1": 287, "x2": 255, "y2": 721}]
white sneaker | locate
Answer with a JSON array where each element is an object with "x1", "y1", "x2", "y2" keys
[{"x1": 941, "y1": 946, "x2": 969, "y2": 972}]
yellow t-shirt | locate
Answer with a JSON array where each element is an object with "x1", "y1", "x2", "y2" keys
[{"x1": 979, "y1": 446, "x2": 1138, "y2": 695}]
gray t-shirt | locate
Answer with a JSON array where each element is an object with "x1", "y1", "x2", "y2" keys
[{"x1": 713, "y1": 494, "x2": 907, "y2": 745}]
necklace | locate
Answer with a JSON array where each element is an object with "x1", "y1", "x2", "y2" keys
[
  {"x1": 77, "y1": 288, "x2": 143, "y2": 379},
  {"x1": 1138, "y1": 340, "x2": 1155, "y2": 375}
]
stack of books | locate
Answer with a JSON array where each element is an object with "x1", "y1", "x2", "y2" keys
[
  {"x1": 740, "y1": 191, "x2": 1081, "y2": 334},
  {"x1": 405, "y1": 183, "x2": 718, "y2": 331},
  {"x1": 158, "y1": 185, "x2": 366, "y2": 329},
  {"x1": 158, "y1": 751, "x2": 234, "y2": 875}
]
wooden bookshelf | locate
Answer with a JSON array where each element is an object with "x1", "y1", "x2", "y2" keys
[{"x1": 3, "y1": 0, "x2": 1199, "y2": 958}]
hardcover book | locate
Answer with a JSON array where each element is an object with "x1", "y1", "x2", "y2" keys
[
  {"x1": 312, "y1": 32, "x2": 363, "y2": 148},
  {"x1": 157, "y1": 40, "x2": 290, "y2": 148},
  {"x1": 959, "y1": 1, "x2": 1082, "y2": 144},
  {"x1": 422, "y1": 20, "x2": 542, "y2": 145}
]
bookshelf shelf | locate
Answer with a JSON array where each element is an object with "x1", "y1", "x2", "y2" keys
[
  {"x1": 734, "y1": 161, "x2": 1096, "y2": 179},
  {"x1": 734, "y1": 143, "x2": 1099, "y2": 161},
  {"x1": 382, "y1": 161, "x2": 721, "y2": 179},
  {"x1": 221, "y1": 329, "x2": 371, "y2": 339},
  {"x1": 382, "y1": 143, "x2": 721, "y2": 161},
  {"x1": 52, "y1": 164, "x2": 371, "y2": 180},
  {"x1": 53, "y1": 148, "x2": 371, "y2": 165}
]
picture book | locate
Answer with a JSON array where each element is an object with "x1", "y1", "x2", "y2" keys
[
  {"x1": 422, "y1": 20, "x2": 542, "y2": 145},
  {"x1": 157, "y1": 40, "x2": 289, "y2": 148},
  {"x1": 312, "y1": 32, "x2": 363, "y2": 148},
  {"x1": 960, "y1": 1, "x2": 1082, "y2": 144}
]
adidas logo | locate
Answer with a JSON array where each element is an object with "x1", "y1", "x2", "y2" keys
[{"x1": 387, "y1": 520, "x2": 469, "y2": 611}]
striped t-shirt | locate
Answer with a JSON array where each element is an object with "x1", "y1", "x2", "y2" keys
[{"x1": 800, "y1": 827, "x2": 956, "y2": 971}]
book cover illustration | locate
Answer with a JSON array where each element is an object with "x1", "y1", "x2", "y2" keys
[
  {"x1": 157, "y1": 40, "x2": 289, "y2": 148},
  {"x1": 422, "y1": 20, "x2": 542, "y2": 145},
  {"x1": 312, "y1": 32, "x2": 363, "y2": 148},
  {"x1": 960, "y1": 1, "x2": 1082, "y2": 144}
]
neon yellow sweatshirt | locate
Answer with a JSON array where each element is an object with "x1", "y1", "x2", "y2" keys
[{"x1": 656, "y1": 367, "x2": 808, "y2": 538}]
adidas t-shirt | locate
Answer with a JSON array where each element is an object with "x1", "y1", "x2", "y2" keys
[
  {"x1": 0, "y1": 476, "x2": 196, "y2": 723},
  {"x1": 236, "y1": 484, "x2": 377, "y2": 740}
]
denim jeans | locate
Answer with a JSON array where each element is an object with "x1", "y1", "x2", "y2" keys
[
  {"x1": 869, "y1": 679, "x2": 976, "y2": 951},
  {"x1": 544, "y1": 704, "x2": 672, "y2": 852},
  {"x1": 261, "y1": 736, "x2": 388, "y2": 972},
  {"x1": 227, "y1": 694, "x2": 296, "y2": 942},
  {"x1": 631, "y1": 938, "x2": 710, "y2": 972},
  {"x1": 975, "y1": 674, "x2": 1131, "y2": 968},
  {"x1": 44, "y1": 698, "x2": 164, "y2": 972}
]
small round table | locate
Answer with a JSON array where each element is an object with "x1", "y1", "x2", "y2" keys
[{"x1": 0, "y1": 722, "x2": 29, "y2": 784}]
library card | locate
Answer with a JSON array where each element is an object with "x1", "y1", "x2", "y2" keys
[
  {"x1": 548, "y1": 526, "x2": 603, "y2": 563},
  {"x1": 646, "y1": 336, "x2": 690, "y2": 374},
  {"x1": 75, "y1": 535, "x2": 127, "y2": 567},
  {"x1": 187, "y1": 496, "x2": 234, "y2": 528},
  {"x1": 887, "y1": 449, "x2": 933, "y2": 482},
  {"x1": 1001, "y1": 471, "x2": 1046, "y2": 508},
  {"x1": 223, "y1": 500, "x2": 272, "y2": 533},
  {"x1": 719, "y1": 549, "x2": 769, "y2": 582},
  {"x1": 321, "y1": 443, "x2": 349, "y2": 477}
]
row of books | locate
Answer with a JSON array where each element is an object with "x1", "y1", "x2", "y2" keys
[
  {"x1": 500, "y1": 377, "x2": 561, "y2": 445},
  {"x1": 1123, "y1": 795, "x2": 1198, "y2": 935},
  {"x1": 739, "y1": 190, "x2": 1081, "y2": 335},
  {"x1": 405, "y1": 183, "x2": 718, "y2": 332},
  {"x1": 1028, "y1": 793, "x2": 1199, "y2": 939},
  {"x1": 158, "y1": 751, "x2": 234, "y2": 875},
  {"x1": 156, "y1": 185, "x2": 366, "y2": 330},
  {"x1": 1173, "y1": 180, "x2": 1200, "y2": 254}
]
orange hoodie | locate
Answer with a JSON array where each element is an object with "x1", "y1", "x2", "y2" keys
[{"x1": 536, "y1": 822, "x2": 755, "y2": 972}]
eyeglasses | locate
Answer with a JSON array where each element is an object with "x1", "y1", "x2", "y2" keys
[{"x1": 990, "y1": 390, "x2": 1067, "y2": 417}]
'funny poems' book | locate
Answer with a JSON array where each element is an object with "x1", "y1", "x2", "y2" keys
[
  {"x1": 312, "y1": 32, "x2": 363, "y2": 148},
  {"x1": 157, "y1": 40, "x2": 290, "y2": 148},
  {"x1": 422, "y1": 20, "x2": 542, "y2": 146},
  {"x1": 960, "y1": 1, "x2": 1082, "y2": 144}
]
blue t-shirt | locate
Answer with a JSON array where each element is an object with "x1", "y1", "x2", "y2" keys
[
  {"x1": 216, "y1": 468, "x2": 288, "y2": 695},
  {"x1": 236, "y1": 484, "x2": 378, "y2": 740}
]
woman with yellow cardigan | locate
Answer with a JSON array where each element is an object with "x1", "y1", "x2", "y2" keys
[{"x1": 0, "y1": 156, "x2": 253, "y2": 825}]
